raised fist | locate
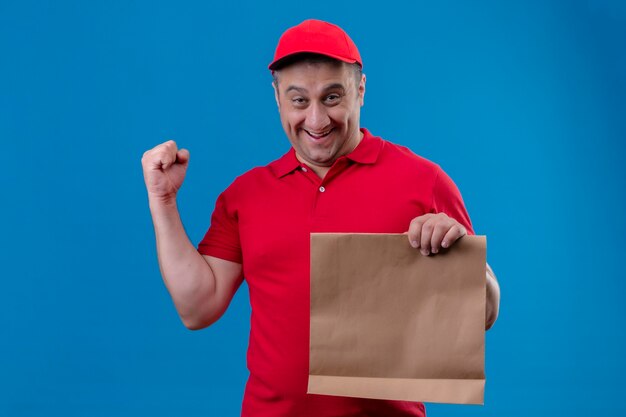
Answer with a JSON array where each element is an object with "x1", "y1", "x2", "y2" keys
[{"x1": 141, "y1": 140, "x2": 190, "y2": 205}]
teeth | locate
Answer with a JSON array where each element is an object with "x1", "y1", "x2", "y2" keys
[{"x1": 307, "y1": 129, "x2": 332, "y2": 137}]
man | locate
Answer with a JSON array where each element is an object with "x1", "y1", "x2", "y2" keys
[{"x1": 142, "y1": 19, "x2": 500, "y2": 417}]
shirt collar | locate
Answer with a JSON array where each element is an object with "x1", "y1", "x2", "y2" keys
[{"x1": 269, "y1": 127, "x2": 383, "y2": 178}]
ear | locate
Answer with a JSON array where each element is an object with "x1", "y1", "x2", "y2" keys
[
  {"x1": 358, "y1": 73, "x2": 366, "y2": 106},
  {"x1": 272, "y1": 80, "x2": 280, "y2": 109}
]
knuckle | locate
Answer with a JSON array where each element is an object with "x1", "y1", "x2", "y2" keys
[{"x1": 142, "y1": 148, "x2": 155, "y2": 159}]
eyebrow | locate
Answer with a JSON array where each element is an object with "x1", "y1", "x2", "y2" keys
[
  {"x1": 284, "y1": 83, "x2": 347, "y2": 94},
  {"x1": 323, "y1": 83, "x2": 346, "y2": 91},
  {"x1": 285, "y1": 86, "x2": 307, "y2": 94}
]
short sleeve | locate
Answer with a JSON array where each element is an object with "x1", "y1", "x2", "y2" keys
[
  {"x1": 197, "y1": 188, "x2": 243, "y2": 263},
  {"x1": 430, "y1": 165, "x2": 475, "y2": 236}
]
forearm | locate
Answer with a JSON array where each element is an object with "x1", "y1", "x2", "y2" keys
[
  {"x1": 149, "y1": 200, "x2": 216, "y2": 327},
  {"x1": 485, "y1": 263, "x2": 500, "y2": 330}
]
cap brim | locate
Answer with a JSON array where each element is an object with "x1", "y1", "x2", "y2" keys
[{"x1": 268, "y1": 50, "x2": 359, "y2": 70}]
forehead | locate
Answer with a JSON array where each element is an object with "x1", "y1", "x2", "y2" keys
[{"x1": 275, "y1": 60, "x2": 352, "y2": 91}]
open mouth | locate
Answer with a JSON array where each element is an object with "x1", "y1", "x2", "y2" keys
[{"x1": 304, "y1": 128, "x2": 333, "y2": 140}]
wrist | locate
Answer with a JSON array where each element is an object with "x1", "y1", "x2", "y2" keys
[{"x1": 148, "y1": 194, "x2": 178, "y2": 213}]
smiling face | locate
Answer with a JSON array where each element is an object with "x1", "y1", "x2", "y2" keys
[{"x1": 272, "y1": 59, "x2": 366, "y2": 175}]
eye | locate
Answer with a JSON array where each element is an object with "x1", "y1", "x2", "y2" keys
[
  {"x1": 291, "y1": 97, "x2": 307, "y2": 106},
  {"x1": 325, "y1": 93, "x2": 342, "y2": 104}
]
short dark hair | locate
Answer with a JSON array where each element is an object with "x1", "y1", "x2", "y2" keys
[{"x1": 271, "y1": 52, "x2": 363, "y2": 93}]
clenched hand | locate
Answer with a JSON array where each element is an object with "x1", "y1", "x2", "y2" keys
[{"x1": 141, "y1": 140, "x2": 190, "y2": 206}]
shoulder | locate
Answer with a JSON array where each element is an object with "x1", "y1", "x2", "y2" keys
[
  {"x1": 375, "y1": 135, "x2": 443, "y2": 182},
  {"x1": 381, "y1": 139, "x2": 437, "y2": 167},
  {"x1": 230, "y1": 165, "x2": 270, "y2": 187},
  {"x1": 219, "y1": 152, "x2": 289, "y2": 200},
  {"x1": 366, "y1": 130, "x2": 467, "y2": 204}
]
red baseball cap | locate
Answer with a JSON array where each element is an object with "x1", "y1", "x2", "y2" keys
[{"x1": 268, "y1": 19, "x2": 362, "y2": 71}]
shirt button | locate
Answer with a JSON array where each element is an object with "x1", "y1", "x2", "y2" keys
[
  {"x1": 319, "y1": 186, "x2": 326, "y2": 193},
  {"x1": 301, "y1": 167, "x2": 308, "y2": 172}
]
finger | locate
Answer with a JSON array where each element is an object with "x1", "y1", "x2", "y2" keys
[
  {"x1": 420, "y1": 217, "x2": 437, "y2": 256},
  {"x1": 430, "y1": 220, "x2": 452, "y2": 254},
  {"x1": 176, "y1": 149, "x2": 190, "y2": 166},
  {"x1": 160, "y1": 141, "x2": 179, "y2": 170},
  {"x1": 146, "y1": 151, "x2": 173, "y2": 171},
  {"x1": 407, "y1": 215, "x2": 428, "y2": 248},
  {"x1": 441, "y1": 223, "x2": 467, "y2": 249},
  {"x1": 160, "y1": 153, "x2": 175, "y2": 170}
]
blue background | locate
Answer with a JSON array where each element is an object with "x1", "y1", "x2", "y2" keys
[{"x1": 1, "y1": 0, "x2": 625, "y2": 416}]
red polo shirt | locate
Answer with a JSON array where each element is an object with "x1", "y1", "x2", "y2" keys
[{"x1": 198, "y1": 128, "x2": 474, "y2": 417}]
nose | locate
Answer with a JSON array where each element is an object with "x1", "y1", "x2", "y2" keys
[{"x1": 305, "y1": 101, "x2": 330, "y2": 132}]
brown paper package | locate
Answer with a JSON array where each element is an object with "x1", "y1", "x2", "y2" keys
[{"x1": 308, "y1": 233, "x2": 486, "y2": 405}]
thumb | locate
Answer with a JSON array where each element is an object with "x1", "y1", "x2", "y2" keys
[{"x1": 176, "y1": 149, "x2": 190, "y2": 166}]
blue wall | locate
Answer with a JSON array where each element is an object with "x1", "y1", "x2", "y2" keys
[{"x1": 1, "y1": 1, "x2": 625, "y2": 415}]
